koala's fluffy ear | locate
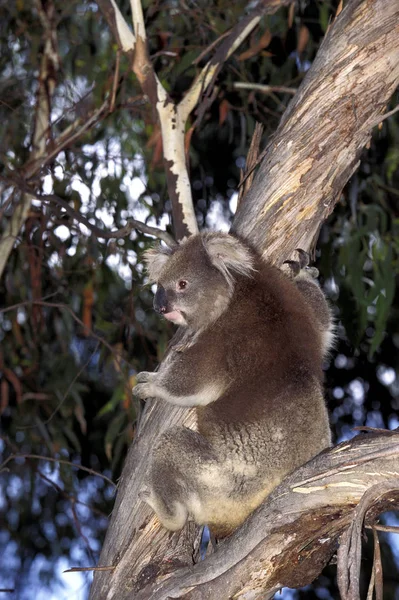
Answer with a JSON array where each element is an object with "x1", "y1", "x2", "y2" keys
[
  {"x1": 143, "y1": 246, "x2": 172, "y2": 282},
  {"x1": 202, "y1": 233, "x2": 255, "y2": 286}
]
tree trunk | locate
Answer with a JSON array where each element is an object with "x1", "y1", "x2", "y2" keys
[{"x1": 90, "y1": 0, "x2": 399, "y2": 598}]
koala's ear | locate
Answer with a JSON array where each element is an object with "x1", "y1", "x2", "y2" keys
[
  {"x1": 143, "y1": 246, "x2": 172, "y2": 282},
  {"x1": 202, "y1": 233, "x2": 255, "y2": 286}
]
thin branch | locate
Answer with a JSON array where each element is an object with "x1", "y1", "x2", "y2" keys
[
  {"x1": 38, "y1": 342, "x2": 100, "y2": 428},
  {"x1": 192, "y1": 29, "x2": 232, "y2": 65},
  {"x1": 40, "y1": 192, "x2": 176, "y2": 245},
  {"x1": 0, "y1": 0, "x2": 60, "y2": 280},
  {"x1": 98, "y1": 0, "x2": 136, "y2": 51},
  {"x1": 361, "y1": 103, "x2": 399, "y2": 131},
  {"x1": 0, "y1": 453, "x2": 116, "y2": 488},
  {"x1": 65, "y1": 566, "x2": 115, "y2": 573},
  {"x1": 0, "y1": 299, "x2": 136, "y2": 372},
  {"x1": 37, "y1": 469, "x2": 109, "y2": 518},
  {"x1": 233, "y1": 82, "x2": 297, "y2": 95},
  {"x1": 179, "y1": 15, "x2": 263, "y2": 122},
  {"x1": 237, "y1": 122, "x2": 264, "y2": 206},
  {"x1": 109, "y1": 50, "x2": 121, "y2": 113},
  {"x1": 130, "y1": 0, "x2": 146, "y2": 41},
  {"x1": 365, "y1": 524, "x2": 399, "y2": 534},
  {"x1": 191, "y1": 0, "x2": 294, "y2": 127},
  {"x1": 38, "y1": 98, "x2": 109, "y2": 170},
  {"x1": 0, "y1": 176, "x2": 176, "y2": 247},
  {"x1": 372, "y1": 527, "x2": 383, "y2": 600}
]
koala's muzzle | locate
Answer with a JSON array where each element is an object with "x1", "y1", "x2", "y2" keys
[{"x1": 154, "y1": 285, "x2": 168, "y2": 314}]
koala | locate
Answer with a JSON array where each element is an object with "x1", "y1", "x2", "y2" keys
[{"x1": 133, "y1": 232, "x2": 333, "y2": 536}]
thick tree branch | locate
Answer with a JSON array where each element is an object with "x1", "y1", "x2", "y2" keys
[
  {"x1": 133, "y1": 432, "x2": 399, "y2": 600},
  {"x1": 90, "y1": 1, "x2": 399, "y2": 599},
  {"x1": 232, "y1": 0, "x2": 399, "y2": 264}
]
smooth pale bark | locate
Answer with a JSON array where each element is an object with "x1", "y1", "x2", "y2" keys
[
  {"x1": 96, "y1": 0, "x2": 292, "y2": 241},
  {"x1": 90, "y1": 0, "x2": 399, "y2": 598}
]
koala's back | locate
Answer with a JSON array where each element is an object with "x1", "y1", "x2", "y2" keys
[{"x1": 193, "y1": 259, "x2": 330, "y2": 529}]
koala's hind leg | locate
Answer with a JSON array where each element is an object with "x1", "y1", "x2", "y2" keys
[
  {"x1": 284, "y1": 249, "x2": 334, "y2": 354},
  {"x1": 140, "y1": 426, "x2": 221, "y2": 531}
]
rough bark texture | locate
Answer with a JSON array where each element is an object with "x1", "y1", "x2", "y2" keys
[
  {"x1": 233, "y1": 0, "x2": 399, "y2": 264},
  {"x1": 90, "y1": 0, "x2": 399, "y2": 598}
]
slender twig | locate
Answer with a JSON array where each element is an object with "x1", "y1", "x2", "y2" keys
[
  {"x1": 237, "y1": 122, "x2": 264, "y2": 206},
  {"x1": 18, "y1": 342, "x2": 100, "y2": 431},
  {"x1": 40, "y1": 193, "x2": 176, "y2": 246},
  {"x1": 38, "y1": 469, "x2": 108, "y2": 517},
  {"x1": 109, "y1": 50, "x2": 121, "y2": 114},
  {"x1": 0, "y1": 178, "x2": 176, "y2": 246},
  {"x1": 0, "y1": 453, "x2": 116, "y2": 487},
  {"x1": 372, "y1": 527, "x2": 383, "y2": 600},
  {"x1": 0, "y1": 299, "x2": 135, "y2": 371},
  {"x1": 363, "y1": 104, "x2": 399, "y2": 130},
  {"x1": 64, "y1": 566, "x2": 115, "y2": 573},
  {"x1": 233, "y1": 82, "x2": 297, "y2": 95},
  {"x1": 193, "y1": 29, "x2": 232, "y2": 65},
  {"x1": 365, "y1": 524, "x2": 399, "y2": 534}
]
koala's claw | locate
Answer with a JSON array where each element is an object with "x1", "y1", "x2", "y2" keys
[
  {"x1": 283, "y1": 250, "x2": 319, "y2": 280},
  {"x1": 132, "y1": 382, "x2": 154, "y2": 400},
  {"x1": 139, "y1": 487, "x2": 151, "y2": 501},
  {"x1": 283, "y1": 259, "x2": 300, "y2": 277},
  {"x1": 294, "y1": 248, "x2": 310, "y2": 269}
]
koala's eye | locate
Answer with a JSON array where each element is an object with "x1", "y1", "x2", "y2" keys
[{"x1": 177, "y1": 280, "x2": 188, "y2": 291}]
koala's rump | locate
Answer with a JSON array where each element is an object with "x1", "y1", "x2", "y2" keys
[{"x1": 194, "y1": 378, "x2": 330, "y2": 535}]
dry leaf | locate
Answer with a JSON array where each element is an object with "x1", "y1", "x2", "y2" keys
[
  {"x1": 219, "y1": 98, "x2": 230, "y2": 125},
  {"x1": 297, "y1": 25, "x2": 310, "y2": 54},
  {"x1": 238, "y1": 29, "x2": 272, "y2": 61}
]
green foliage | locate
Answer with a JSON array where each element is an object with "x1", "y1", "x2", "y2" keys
[{"x1": 336, "y1": 205, "x2": 398, "y2": 355}]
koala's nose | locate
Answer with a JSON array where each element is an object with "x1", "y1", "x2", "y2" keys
[{"x1": 154, "y1": 285, "x2": 168, "y2": 314}]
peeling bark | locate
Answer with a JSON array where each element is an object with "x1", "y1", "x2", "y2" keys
[{"x1": 232, "y1": 0, "x2": 399, "y2": 264}]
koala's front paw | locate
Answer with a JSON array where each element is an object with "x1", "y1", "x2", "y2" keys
[
  {"x1": 136, "y1": 371, "x2": 156, "y2": 383},
  {"x1": 133, "y1": 372, "x2": 158, "y2": 400},
  {"x1": 139, "y1": 486, "x2": 151, "y2": 502},
  {"x1": 283, "y1": 249, "x2": 319, "y2": 280}
]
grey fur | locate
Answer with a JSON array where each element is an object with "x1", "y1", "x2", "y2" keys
[{"x1": 134, "y1": 233, "x2": 333, "y2": 536}]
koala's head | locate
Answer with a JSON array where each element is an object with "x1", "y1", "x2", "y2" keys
[{"x1": 144, "y1": 233, "x2": 255, "y2": 331}]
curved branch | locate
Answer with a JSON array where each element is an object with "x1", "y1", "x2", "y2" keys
[
  {"x1": 337, "y1": 478, "x2": 399, "y2": 600},
  {"x1": 40, "y1": 193, "x2": 176, "y2": 247},
  {"x1": 132, "y1": 432, "x2": 399, "y2": 600},
  {"x1": 97, "y1": 0, "x2": 294, "y2": 241}
]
